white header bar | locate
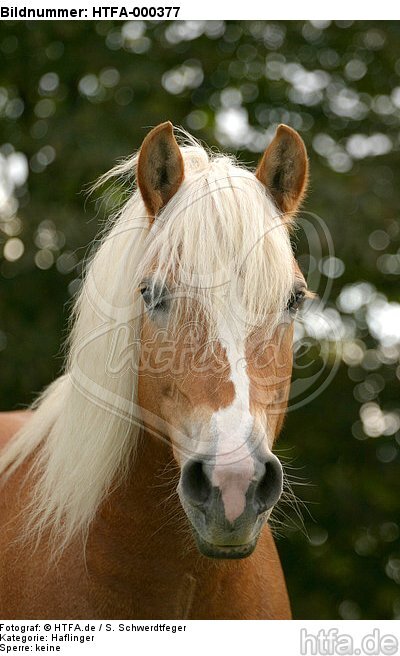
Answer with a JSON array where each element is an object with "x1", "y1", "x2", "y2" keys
[{"x1": 0, "y1": 0, "x2": 399, "y2": 20}]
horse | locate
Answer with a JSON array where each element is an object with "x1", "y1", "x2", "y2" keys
[{"x1": 0, "y1": 121, "x2": 309, "y2": 619}]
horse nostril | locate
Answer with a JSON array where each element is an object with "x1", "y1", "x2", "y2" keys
[
  {"x1": 180, "y1": 460, "x2": 212, "y2": 507},
  {"x1": 255, "y1": 456, "x2": 283, "y2": 514}
]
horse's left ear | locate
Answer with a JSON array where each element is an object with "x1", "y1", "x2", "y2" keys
[
  {"x1": 255, "y1": 124, "x2": 308, "y2": 221},
  {"x1": 137, "y1": 121, "x2": 184, "y2": 221}
]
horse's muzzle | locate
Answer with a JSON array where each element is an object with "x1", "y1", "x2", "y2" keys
[{"x1": 178, "y1": 452, "x2": 283, "y2": 559}]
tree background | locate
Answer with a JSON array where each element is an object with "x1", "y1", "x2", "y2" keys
[{"x1": 0, "y1": 20, "x2": 399, "y2": 619}]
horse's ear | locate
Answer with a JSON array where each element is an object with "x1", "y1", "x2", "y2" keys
[
  {"x1": 137, "y1": 121, "x2": 184, "y2": 221},
  {"x1": 255, "y1": 124, "x2": 308, "y2": 221}
]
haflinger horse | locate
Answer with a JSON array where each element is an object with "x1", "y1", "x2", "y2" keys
[{"x1": 0, "y1": 121, "x2": 309, "y2": 620}]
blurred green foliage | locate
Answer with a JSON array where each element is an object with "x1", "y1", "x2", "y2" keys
[{"x1": 0, "y1": 20, "x2": 399, "y2": 619}]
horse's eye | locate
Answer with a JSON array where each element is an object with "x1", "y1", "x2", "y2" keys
[
  {"x1": 286, "y1": 288, "x2": 306, "y2": 314},
  {"x1": 140, "y1": 285, "x2": 168, "y2": 312}
]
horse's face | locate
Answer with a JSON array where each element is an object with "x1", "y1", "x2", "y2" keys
[{"x1": 136, "y1": 122, "x2": 309, "y2": 558}]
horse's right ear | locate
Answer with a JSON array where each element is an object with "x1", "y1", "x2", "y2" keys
[{"x1": 137, "y1": 121, "x2": 184, "y2": 222}]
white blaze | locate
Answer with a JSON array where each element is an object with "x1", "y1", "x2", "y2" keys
[{"x1": 211, "y1": 314, "x2": 255, "y2": 523}]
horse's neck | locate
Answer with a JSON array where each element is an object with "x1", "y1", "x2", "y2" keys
[
  {"x1": 86, "y1": 430, "x2": 188, "y2": 577},
  {"x1": 84, "y1": 429, "x2": 213, "y2": 617}
]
